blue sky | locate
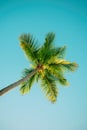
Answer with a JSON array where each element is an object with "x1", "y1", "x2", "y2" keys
[{"x1": 0, "y1": 0, "x2": 87, "y2": 130}]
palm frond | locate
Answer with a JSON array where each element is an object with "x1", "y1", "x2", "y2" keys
[
  {"x1": 44, "y1": 32, "x2": 55, "y2": 48},
  {"x1": 37, "y1": 32, "x2": 55, "y2": 64},
  {"x1": 35, "y1": 72, "x2": 41, "y2": 82},
  {"x1": 56, "y1": 60, "x2": 78, "y2": 72},
  {"x1": 47, "y1": 67, "x2": 69, "y2": 86},
  {"x1": 44, "y1": 46, "x2": 66, "y2": 64},
  {"x1": 22, "y1": 68, "x2": 34, "y2": 77},
  {"x1": 54, "y1": 46, "x2": 66, "y2": 58},
  {"x1": 58, "y1": 78, "x2": 69, "y2": 86},
  {"x1": 20, "y1": 68, "x2": 37, "y2": 94},
  {"x1": 20, "y1": 82, "x2": 29, "y2": 95},
  {"x1": 48, "y1": 59, "x2": 78, "y2": 72},
  {"x1": 38, "y1": 48, "x2": 54, "y2": 64},
  {"x1": 19, "y1": 33, "x2": 38, "y2": 63},
  {"x1": 46, "y1": 59, "x2": 78, "y2": 86},
  {"x1": 38, "y1": 46, "x2": 66, "y2": 65},
  {"x1": 40, "y1": 71, "x2": 58, "y2": 103}
]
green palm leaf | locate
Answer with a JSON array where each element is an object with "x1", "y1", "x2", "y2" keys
[
  {"x1": 19, "y1": 33, "x2": 38, "y2": 63},
  {"x1": 56, "y1": 60, "x2": 78, "y2": 72},
  {"x1": 20, "y1": 68, "x2": 37, "y2": 94},
  {"x1": 44, "y1": 32, "x2": 55, "y2": 48},
  {"x1": 40, "y1": 70, "x2": 58, "y2": 103},
  {"x1": 54, "y1": 46, "x2": 66, "y2": 58},
  {"x1": 39, "y1": 46, "x2": 66, "y2": 65},
  {"x1": 38, "y1": 32, "x2": 55, "y2": 64},
  {"x1": 48, "y1": 59, "x2": 78, "y2": 72},
  {"x1": 47, "y1": 65, "x2": 69, "y2": 86}
]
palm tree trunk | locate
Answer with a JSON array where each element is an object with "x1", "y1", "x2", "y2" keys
[{"x1": 0, "y1": 69, "x2": 38, "y2": 96}]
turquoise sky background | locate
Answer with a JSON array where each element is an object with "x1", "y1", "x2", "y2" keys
[{"x1": 0, "y1": 0, "x2": 87, "y2": 130}]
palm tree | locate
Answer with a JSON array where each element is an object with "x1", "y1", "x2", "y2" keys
[{"x1": 0, "y1": 32, "x2": 78, "y2": 103}]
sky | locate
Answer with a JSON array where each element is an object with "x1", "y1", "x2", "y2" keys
[{"x1": 0, "y1": 0, "x2": 87, "y2": 130}]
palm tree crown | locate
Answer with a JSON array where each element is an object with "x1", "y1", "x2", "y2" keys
[{"x1": 19, "y1": 32, "x2": 78, "y2": 103}]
